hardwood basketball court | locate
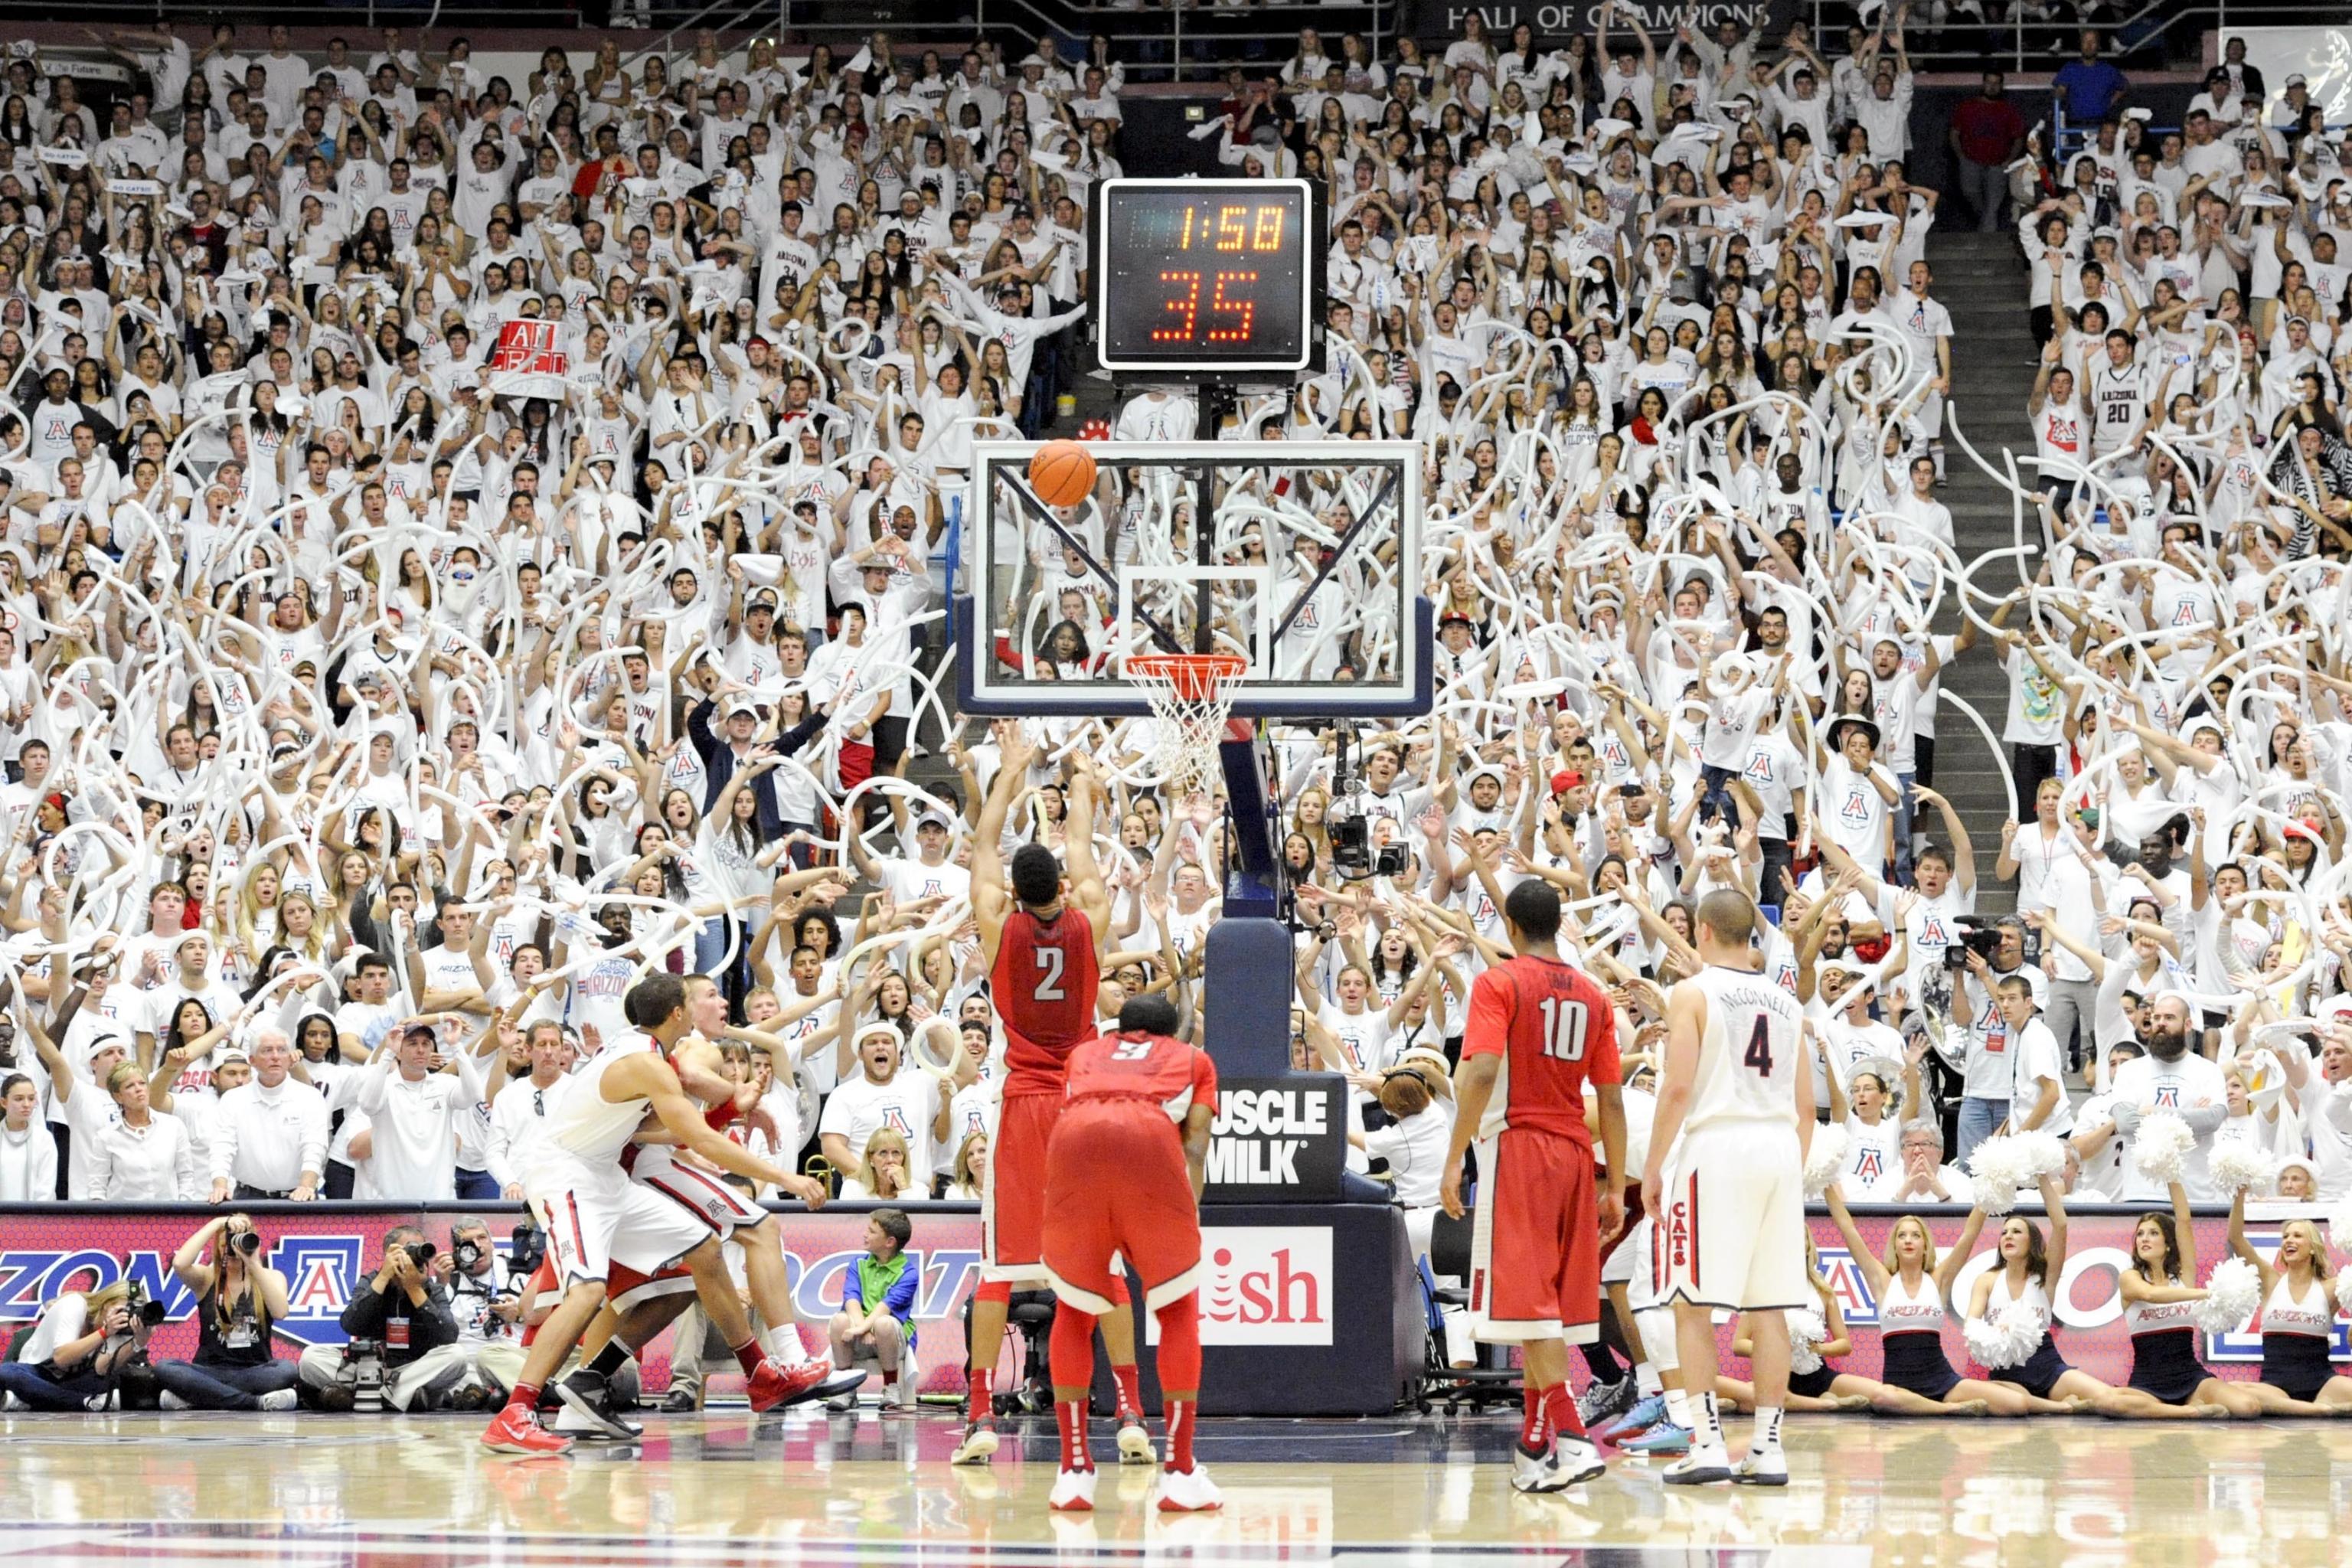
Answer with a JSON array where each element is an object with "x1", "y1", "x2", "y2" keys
[{"x1": 8, "y1": 1407, "x2": 2349, "y2": 1565}]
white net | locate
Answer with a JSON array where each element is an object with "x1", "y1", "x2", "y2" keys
[{"x1": 1129, "y1": 653, "x2": 1247, "y2": 799}]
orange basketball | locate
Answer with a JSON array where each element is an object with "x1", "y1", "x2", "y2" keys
[{"x1": 1027, "y1": 439, "x2": 1097, "y2": 508}]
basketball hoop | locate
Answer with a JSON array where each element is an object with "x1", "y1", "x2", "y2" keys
[{"x1": 1126, "y1": 651, "x2": 1250, "y2": 797}]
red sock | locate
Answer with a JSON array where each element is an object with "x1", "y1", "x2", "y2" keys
[
  {"x1": 505, "y1": 1380, "x2": 541, "y2": 1416},
  {"x1": 1111, "y1": 1362, "x2": 1142, "y2": 1415},
  {"x1": 1520, "y1": 1382, "x2": 1556, "y2": 1452},
  {"x1": 1165, "y1": 1398, "x2": 1196, "y2": 1474},
  {"x1": 1055, "y1": 1398, "x2": 1093, "y2": 1473},
  {"x1": 1544, "y1": 1382, "x2": 1586, "y2": 1441},
  {"x1": 731, "y1": 1338, "x2": 764, "y2": 1377},
  {"x1": 1152, "y1": 1294, "x2": 1202, "y2": 1394},
  {"x1": 967, "y1": 1365, "x2": 993, "y2": 1418}
]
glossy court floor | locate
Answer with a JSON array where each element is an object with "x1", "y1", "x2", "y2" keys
[{"x1": 5, "y1": 1407, "x2": 2351, "y2": 1566}]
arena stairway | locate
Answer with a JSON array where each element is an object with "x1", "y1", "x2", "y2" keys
[{"x1": 1919, "y1": 227, "x2": 2046, "y2": 916}]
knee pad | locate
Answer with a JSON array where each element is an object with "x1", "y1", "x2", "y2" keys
[{"x1": 1635, "y1": 1306, "x2": 1681, "y2": 1375}]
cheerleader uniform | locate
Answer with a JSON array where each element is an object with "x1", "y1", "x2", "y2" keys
[
  {"x1": 2123, "y1": 1289, "x2": 2209, "y2": 1405},
  {"x1": 1877, "y1": 1271, "x2": 1962, "y2": 1400},
  {"x1": 1985, "y1": 1269, "x2": 2075, "y2": 1400},
  {"x1": 2256, "y1": 1275, "x2": 2337, "y2": 1403},
  {"x1": 1786, "y1": 1304, "x2": 1840, "y2": 1400}
]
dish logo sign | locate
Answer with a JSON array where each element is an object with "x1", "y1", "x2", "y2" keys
[{"x1": 1199, "y1": 1227, "x2": 1332, "y2": 1346}]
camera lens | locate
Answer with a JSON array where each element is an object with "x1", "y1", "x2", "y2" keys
[
  {"x1": 407, "y1": 1240, "x2": 438, "y2": 1266},
  {"x1": 233, "y1": 1230, "x2": 262, "y2": 1256}
]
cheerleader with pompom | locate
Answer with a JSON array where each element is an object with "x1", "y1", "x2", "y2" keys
[
  {"x1": 1715, "y1": 1239, "x2": 1912, "y2": 1416},
  {"x1": 1961, "y1": 1174, "x2": 2111, "y2": 1412},
  {"x1": 2223, "y1": 1189, "x2": 2350, "y2": 1412},
  {"x1": 2093, "y1": 1181, "x2": 2265, "y2": 1418},
  {"x1": 1821, "y1": 1184, "x2": 2040, "y2": 1415}
]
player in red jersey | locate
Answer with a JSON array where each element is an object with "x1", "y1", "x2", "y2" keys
[
  {"x1": 953, "y1": 735, "x2": 1148, "y2": 1465},
  {"x1": 1440, "y1": 880, "x2": 1628, "y2": 1494},
  {"x1": 1039, "y1": 994, "x2": 1220, "y2": 1514}
]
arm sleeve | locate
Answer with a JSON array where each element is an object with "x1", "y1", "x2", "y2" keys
[
  {"x1": 174, "y1": 1119, "x2": 198, "y2": 1200},
  {"x1": 409, "y1": 1284, "x2": 461, "y2": 1350},
  {"x1": 1461, "y1": 969, "x2": 1511, "y2": 1060},
  {"x1": 883, "y1": 1263, "x2": 919, "y2": 1320},
  {"x1": 298, "y1": 1094, "x2": 328, "y2": 1182}
]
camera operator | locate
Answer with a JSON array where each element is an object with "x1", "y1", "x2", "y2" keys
[
  {"x1": 294, "y1": 1225, "x2": 462, "y2": 1410},
  {"x1": 1945, "y1": 929, "x2": 2022, "y2": 1168},
  {"x1": 152, "y1": 1214, "x2": 299, "y2": 1410},
  {"x1": 439, "y1": 1216, "x2": 524, "y2": 1408},
  {"x1": 0, "y1": 1272, "x2": 157, "y2": 1411}
]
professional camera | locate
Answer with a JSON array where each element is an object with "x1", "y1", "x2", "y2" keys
[
  {"x1": 451, "y1": 1236, "x2": 485, "y2": 1273},
  {"x1": 508, "y1": 1223, "x2": 547, "y2": 1278},
  {"x1": 1327, "y1": 789, "x2": 1406, "y2": 880},
  {"x1": 403, "y1": 1240, "x2": 438, "y2": 1268},
  {"x1": 1942, "y1": 920, "x2": 2007, "y2": 971},
  {"x1": 341, "y1": 1338, "x2": 388, "y2": 1413},
  {"x1": 230, "y1": 1230, "x2": 262, "y2": 1257}
]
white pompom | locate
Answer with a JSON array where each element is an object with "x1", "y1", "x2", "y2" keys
[
  {"x1": 1785, "y1": 1307, "x2": 1827, "y2": 1377},
  {"x1": 2327, "y1": 1195, "x2": 2352, "y2": 1256},
  {"x1": 2194, "y1": 1256, "x2": 2263, "y2": 1336},
  {"x1": 2132, "y1": 1111, "x2": 2196, "y2": 1184},
  {"x1": 1962, "y1": 1301, "x2": 2044, "y2": 1370},
  {"x1": 2206, "y1": 1141, "x2": 2276, "y2": 1197},
  {"x1": 2014, "y1": 1130, "x2": 2068, "y2": 1181},
  {"x1": 1966, "y1": 1134, "x2": 2030, "y2": 1216},
  {"x1": 1803, "y1": 1125, "x2": 1850, "y2": 1199}
]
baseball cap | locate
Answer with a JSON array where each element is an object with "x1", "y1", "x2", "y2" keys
[
  {"x1": 2287, "y1": 72, "x2": 2308, "y2": 88},
  {"x1": 1551, "y1": 769, "x2": 1586, "y2": 794},
  {"x1": 722, "y1": 694, "x2": 760, "y2": 719}
]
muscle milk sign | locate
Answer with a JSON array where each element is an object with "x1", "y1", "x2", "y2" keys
[{"x1": 1204, "y1": 1076, "x2": 1345, "y2": 1201}]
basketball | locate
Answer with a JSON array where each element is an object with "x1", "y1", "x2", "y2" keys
[{"x1": 1027, "y1": 440, "x2": 1096, "y2": 508}]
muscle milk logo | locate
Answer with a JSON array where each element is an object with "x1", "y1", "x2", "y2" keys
[
  {"x1": 1207, "y1": 1085, "x2": 1332, "y2": 1189},
  {"x1": 1192, "y1": 1227, "x2": 1332, "y2": 1346}
]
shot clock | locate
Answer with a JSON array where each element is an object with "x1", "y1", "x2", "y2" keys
[{"x1": 1093, "y1": 177, "x2": 1319, "y2": 376}]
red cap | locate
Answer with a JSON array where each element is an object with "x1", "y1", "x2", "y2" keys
[{"x1": 1551, "y1": 769, "x2": 1585, "y2": 793}]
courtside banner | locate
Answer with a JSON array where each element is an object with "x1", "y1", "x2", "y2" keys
[{"x1": 0, "y1": 1204, "x2": 983, "y2": 1396}]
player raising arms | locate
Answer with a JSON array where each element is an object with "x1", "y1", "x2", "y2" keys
[
  {"x1": 1440, "y1": 880, "x2": 1627, "y2": 1494},
  {"x1": 1643, "y1": 890, "x2": 1811, "y2": 1488},
  {"x1": 955, "y1": 735, "x2": 1151, "y2": 1465},
  {"x1": 1039, "y1": 994, "x2": 1220, "y2": 1513},
  {"x1": 482, "y1": 974, "x2": 831, "y2": 1455}
]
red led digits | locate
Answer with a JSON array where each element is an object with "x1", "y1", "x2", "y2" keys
[
  {"x1": 1152, "y1": 271, "x2": 1200, "y2": 341},
  {"x1": 1206, "y1": 272, "x2": 1258, "y2": 341}
]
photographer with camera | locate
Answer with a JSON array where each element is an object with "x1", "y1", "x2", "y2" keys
[
  {"x1": 152, "y1": 1214, "x2": 299, "y2": 1410},
  {"x1": 294, "y1": 1225, "x2": 462, "y2": 1411},
  {"x1": 0, "y1": 1271, "x2": 158, "y2": 1411},
  {"x1": 439, "y1": 1217, "x2": 525, "y2": 1408}
]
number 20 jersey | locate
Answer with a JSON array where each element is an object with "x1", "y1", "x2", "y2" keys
[
  {"x1": 991, "y1": 906, "x2": 1101, "y2": 1096},
  {"x1": 1462, "y1": 955, "x2": 1621, "y2": 1148},
  {"x1": 1684, "y1": 964, "x2": 1805, "y2": 1131}
]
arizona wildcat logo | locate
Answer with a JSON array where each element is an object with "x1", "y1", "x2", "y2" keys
[
  {"x1": 1854, "y1": 1146, "x2": 1886, "y2": 1184},
  {"x1": 877, "y1": 1105, "x2": 915, "y2": 1139},
  {"x1": 2154, "y1": 1084, "x2": 2180, "y2": 1109},
  {"x1": 1744, "y1": 750, "x2": 1775, "y2": 785},
  {"x1": 1838, "y1": 788, "x2": 1872, "y2": 827}
]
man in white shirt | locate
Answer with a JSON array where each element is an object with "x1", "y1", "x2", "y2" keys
[
  {"x1": 1994, "y1": 977, "x2": 2072, "y2": 1142},
  {"x1": 485, "y1": 1020, "x2": 574, "y2": 1201},
  {"x1": 2108, "y1": 995, "x2": 2229, "y2": 1201},
  {"x1": 352, "y1": 1021, "x2": 481, "y2": 1201},
  {"x1": 817, "y1": 1024, "x2": 952, "y2": 1191},
  {"x1": 207, "y1": 1030, "x2": 328, "y2": 1201}
]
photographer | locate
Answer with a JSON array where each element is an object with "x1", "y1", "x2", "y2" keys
[
  {"x1": 0, "y1": 1272, "x2": 157, "y2": 1412},
  {"x1": 440, "y1": 1217, "x2": 524, "y2": 1408},
  {"x1": 152, "y1": 1214, "x2": 299, "y2": 1411},
  {"x1": 294, "y1": 1225, "x2": 462, "y2": 1411}
]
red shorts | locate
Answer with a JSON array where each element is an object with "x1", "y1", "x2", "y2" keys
[
  {"x1": 1040, "y1": 1102, "x2": 1200, "y2": 1315},
  {"x1": 1466, "y1": 1129, "x2": 1601, "y2": 1345},
  {"x1": 608, "y1": 1259, "x2": 696, "y2": 1316},
  {"x1": 838, "y1": 740, "x2": 876, "y2": 791},
  {"x1": 982, "y1": 1093, "x2": 1057, "y2": 1283}
]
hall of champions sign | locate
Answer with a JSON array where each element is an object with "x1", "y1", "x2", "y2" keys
[{"x1": 1204, "y1": 1077, "x2": 1348, "y2": 1201}]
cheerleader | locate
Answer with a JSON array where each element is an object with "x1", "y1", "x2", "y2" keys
[
  {"x1": 1962, "y1": 1177, "x2": 2111, "y2": 1411},
  {"x1": 1822, "y1": 1184, "x2": 2037, "y2": 1415},
  {"x1": 2094, "y1": 1181, "x2": 2264, "y2": 1419},
  {"x1": 2224, "y1": 1189, "x2": 2350, "y2": 1412},
  {"x1": 1716, "y1": 1240, "x2": 1898, "y2": 1415}
]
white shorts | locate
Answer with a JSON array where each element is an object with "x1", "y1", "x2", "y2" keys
[
  {"x1": 630, "y1": 1146, "x2": 766, "y2": 1235},
  {"x1": 1620, "y1": 1214, "x2": 1664, "y2": 1310},
  {"x1": 534, "y1": 1168, "x2": 712, "y2": 1293},
  {"x1": 1654, "y1": 1121, "x2": 1809, "y2": 1314}
]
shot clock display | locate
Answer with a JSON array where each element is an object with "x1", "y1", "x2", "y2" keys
[{"x1": 1093, "y1": 178, "x2": 1317, "y2": 375}]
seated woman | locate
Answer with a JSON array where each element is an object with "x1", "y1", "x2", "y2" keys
[
  {"x1": 0, "y1": 1272, "x2": 154, "y2": 1412},
  {"x1": 150, "y1": 1213, "x2": 301, "y2": 1411}
]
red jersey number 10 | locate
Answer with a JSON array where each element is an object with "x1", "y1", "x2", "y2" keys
[{"x1": 1537, "y1": 995, "x2": 1588, "y2": 1063}]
